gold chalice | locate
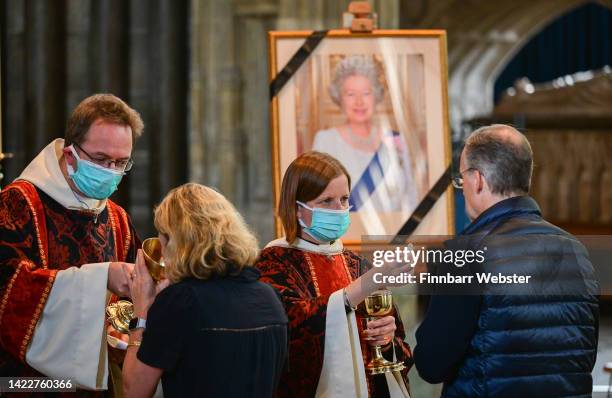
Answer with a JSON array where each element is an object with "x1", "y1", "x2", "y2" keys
[
  {"x1": 363, "y1": 289, "x2": 405, "y2": 375},
  {"x1": 106, "y1": 238, "x2": 165, "y2": 334},
  {"x1": 141, "y1": 237, "x2": 166, "y2": 282}
]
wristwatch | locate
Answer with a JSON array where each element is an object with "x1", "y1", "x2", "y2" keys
[{"x1": 128, "y1": 317, "x2": 147, "y2": 331}]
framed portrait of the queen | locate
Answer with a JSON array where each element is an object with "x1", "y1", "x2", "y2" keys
[{"x1": 269, "y1": 30, "x2": 454, "y2": 246}]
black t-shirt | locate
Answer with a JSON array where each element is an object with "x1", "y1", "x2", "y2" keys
[{"x1": 137, "y1": 267, "x2": 288, "y2": 398}]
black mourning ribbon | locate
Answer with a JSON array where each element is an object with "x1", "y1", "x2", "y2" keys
[
  {"x1": 269, "y1": 30, "x2": 329, "y2": 100},
  {"x1": 392, "y1": 165, "x2": 452, "y2": 244}
]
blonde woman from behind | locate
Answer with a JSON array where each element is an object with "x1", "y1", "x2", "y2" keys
[{"x1": 123, "y1": 183, "x2": 288, "y2": 398}]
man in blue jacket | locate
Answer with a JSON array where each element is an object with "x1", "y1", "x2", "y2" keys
[{"x1": 413, "y1": 124, "x2": 599, "y2": 397}]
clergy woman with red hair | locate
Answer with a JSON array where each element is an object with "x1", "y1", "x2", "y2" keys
[{"x1": 255, "y1": 151, "x2": 412, "y2": 398}]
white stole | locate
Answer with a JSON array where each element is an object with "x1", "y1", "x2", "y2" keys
[
  {"x1": 315, "y1": 290, "x2": 368, "y2": 398},
  {"x1": 315, "y1": 290, "x2": 410, "y2": 398},
  {"x1": 26, "y1": 262, "x2": 110, "y2": 390}
]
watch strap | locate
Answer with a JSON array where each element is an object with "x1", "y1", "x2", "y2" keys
[{"x1": 128, "y1": 317, "x2": 147, "y2": 331}]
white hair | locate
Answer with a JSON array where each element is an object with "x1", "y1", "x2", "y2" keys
[{"x1": 328, "y1": 55, "x2": 385, "y2": 106}]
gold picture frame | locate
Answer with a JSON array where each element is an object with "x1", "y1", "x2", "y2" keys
[{"x1": 269, "y1": 29, "x2": 454, "y2": 247}]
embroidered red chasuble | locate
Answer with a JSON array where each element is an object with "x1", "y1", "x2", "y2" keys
[
  {"x1": 0, "y1": 180, "x2": 139, "y2": 390},
  {"x1": 255, "y1": 245, "x2": 412, "y2": 398}
]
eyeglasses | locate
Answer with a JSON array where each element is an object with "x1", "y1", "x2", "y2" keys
[
  {"x1": 74, "y1": 143, "x2": 134, "y2": 172},
  {"x1": 452, "y1": 167, "x2": 479, "y2": 189}
]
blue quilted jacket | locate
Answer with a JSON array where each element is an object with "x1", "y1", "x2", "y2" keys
[{"x1": 417, "y1": 196, "x2": 599, "y2": 398}]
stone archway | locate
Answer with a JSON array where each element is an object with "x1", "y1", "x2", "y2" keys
[{"x1": 407, "y1": 0, "x2": 612, "y2": 138}]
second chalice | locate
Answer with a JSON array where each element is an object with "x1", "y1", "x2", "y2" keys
[
  {"x1": 363, "y1": 289, "x2": 405, "y2": 375},
  {"x1": 106, "y1": 237, "x2": 166, "y2": 333}
]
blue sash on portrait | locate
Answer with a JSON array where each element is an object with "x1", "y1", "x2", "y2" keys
[{"x1": 348, "y1": 131, "x2": 400, "y2": 212}]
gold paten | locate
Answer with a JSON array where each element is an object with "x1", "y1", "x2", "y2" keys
[{"x1": 106, "y1": 300, "x2": 134, "y2": 334}]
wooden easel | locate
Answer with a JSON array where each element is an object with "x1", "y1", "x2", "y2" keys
[{"x1": 343, "y1": 1, "x2": 378, "y2": 32}]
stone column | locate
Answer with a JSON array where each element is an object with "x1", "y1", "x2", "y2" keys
[
  {"x1": 374, "y1": 0, "x2": 400, "y2": 28},
  {"x1": 235, "y1": 2, "x2": 279, "y2": 241},
  {"x1": 191, "y1": 0, "x2": 242, "y2": 201}
]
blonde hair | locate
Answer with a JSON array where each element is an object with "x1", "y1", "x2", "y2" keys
[{"x1": 154, "y1": 183, "x2": 259, "y2": 283}]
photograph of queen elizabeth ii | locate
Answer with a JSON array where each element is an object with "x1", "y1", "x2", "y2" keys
[
  {"x1": 310, "y1": 54, "x2": 426, "y2": 215},
  {"x1": 270, "y1": 31, "x2": 453, "y2": 242}
]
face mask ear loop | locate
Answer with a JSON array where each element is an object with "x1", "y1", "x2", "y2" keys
[
  {"x1": 296, "y1": 200, "x2": 313, "y2": 211},
  {"x1": 69, "y1": 145, "x2": 79, "y2": 158},
  {"x1": 66, "y1": 145, "x2": 82, "y2": 176},
  {"x1": 296, "y1": 201, "x2": 312, "y2": 228}
]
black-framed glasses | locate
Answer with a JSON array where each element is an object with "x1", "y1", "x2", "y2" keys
[
  {"x1": 74, "y1": 143, "x2": 134, "y2": 172},
  {"x1": 452, "y1": 167, "x2": 479, "y2": 189}
]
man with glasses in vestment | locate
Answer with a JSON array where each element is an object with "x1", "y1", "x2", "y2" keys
[{"x1": 0, "y1": 94, "x2": 143, "y2": 394}]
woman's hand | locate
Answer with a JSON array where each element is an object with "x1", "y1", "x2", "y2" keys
[
  {"x1": 345, "y1": 245, "x2": 415, "y2": 307},
  {"x1": 377, "y1": 243, "x2": 416, "y2": 282},
  {"x1": 128, "y1": 249, "x2": 167, "y2": 318},
  {"x1": 123, "y1": 255, "x2": 166, "y2": 397},
  {"x1": 363, "y1": 315, "x2": 396, "y2": 347}
]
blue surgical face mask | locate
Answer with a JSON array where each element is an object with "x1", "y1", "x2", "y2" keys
[
  {"x1": 296, "y1": 201, "x2": 351, "y2": 242},
  {"x1": 67, "y1": 146, "x2": 124, "y2": 200}
]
